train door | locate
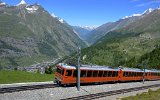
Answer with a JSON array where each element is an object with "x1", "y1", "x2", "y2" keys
[
  {"x1": 54, "y1": 66, "x2": 64, "y2": 85},
  {"x1": 64, "y1": 69, "x2": 74, "y2": 84}
]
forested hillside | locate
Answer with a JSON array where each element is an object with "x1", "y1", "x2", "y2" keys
[{"x1": 124, "y1": 47, "x2": 160, "y2": 69}]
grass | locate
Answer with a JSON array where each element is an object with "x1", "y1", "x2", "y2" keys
[
  {"x1": 0, "y1": 70, "x2": 54, "y2": 84},
  {"x1": 121, "y1": 89, "x2": 160, "y2": 100}
]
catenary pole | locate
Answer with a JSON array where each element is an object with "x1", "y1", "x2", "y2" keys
[
  {"x1": 77, "y1": 47, "x2": 81, "y2": 91},
  {"x1": 143, "y1": 65, "x2": 145, "y2": 84}
]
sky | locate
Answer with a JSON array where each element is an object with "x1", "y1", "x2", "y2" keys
[{"x1": 2, "y1": 0, "x2": 160, "y2": 27}]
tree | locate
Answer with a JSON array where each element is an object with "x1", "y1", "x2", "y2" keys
[{"x1": 45, "y1": 66, "x2": 53, "y2": 74}]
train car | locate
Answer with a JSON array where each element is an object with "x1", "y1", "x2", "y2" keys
[
  {"x1": 54, "y1": 63, "x2": 160, "y2": 85},
  {"x1": 120, "y1": 68, "x2": 145, "y2": 81}
]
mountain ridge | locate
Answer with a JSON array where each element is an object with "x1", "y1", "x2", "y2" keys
[
  {"x1": 86, "y1": 8, "x2": 157, "y2": 44},
  {"x1": 0, "y1": 1, "x2": 86, "y2": 69}
]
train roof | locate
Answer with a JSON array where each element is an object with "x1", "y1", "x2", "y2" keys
[
  {"x1": 58, "y1": 63, "x2": 160, "y2": 73},
  {"x1": 58, "y1": 63, "x2": 119, "y2": 71}
]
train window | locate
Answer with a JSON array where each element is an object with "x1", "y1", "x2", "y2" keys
[
  {"x1": 145, "y1": 73, "x2": 147, "y2": 76},
  {"x1": 115, "y1": 71, "x2": 118, "y2": 77},
  {"x1": 93, "y1": 71, "x2": 98, "y2": 77},
  {"x1": 56, "y1": 68, "x2": 64, "y2": 75},
  {"x1": 129, "y1": 72, "x2": 132, "y2": 77},
  {"x1": 112, "y1": 71, "x2": 116, "y2": 77},
  {"x1": 125, "y1": 72, "x2": 129, "y2": 77},
  {"x1": 137, "y1": 72, "x2": 139, "y2": 76},
  {"x1": 103, "y1": 71, "x2": 108, "y2": 77},
  {"x1": 87, "y1": 70, "x2": 92, "y2": 77},
  {"x1": 139, "y1": 72, "x2": 141, "y2": 76},
  {"x1": 130, "y1": 72, "x2": 132, "y2": 77},
  {"x1": 108, "y1": 71, "x2": 112, "y2": 77},
  {"x1": 128, "y1": 72, "x2": 130, "y2": 77},
  {"x1": 123, "y1": 72, "x2": 125, "y2": 77},
  {"x1": 98, "y1": 71, "x2": 103, "y2": 77},
  {"x1": 73, "y1": 70, "x2": 77, "y2": 77},
  {"x1": 134, "y1": 72, "x2": 136, "y2": 76},
  {"x1": 132, "y1": 72, "x2": 135, "y2": 77},
  {"x1": 66, "y1": 70, "x2": 72, "y2": 76},
  {"x1": 81, "y1": 70, "x2": 86, "y2": 77}
]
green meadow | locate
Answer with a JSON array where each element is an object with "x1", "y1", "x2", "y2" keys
[
  {"x1": 0, "y1": 70, "x2": 54, "y2": 84},
  {"x1": 121, "y1": 89, "x2": 160, "y2": 100}
]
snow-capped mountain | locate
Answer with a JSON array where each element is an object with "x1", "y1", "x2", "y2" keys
[
  {"x1": 0, "y1": 1, "x2": 6, "y2": 7},
  {"x1": 143, "y1": 8, "x2": 154, "y2": 15},
  {"x1": 78, "y1": 26, "x2": 97, "y2": 30},
  {"x1": 15, "y1": 0, "x2": 40, "y2": 13},
  {"x1": 26, "y1": 4, "x2": 39, "y2": 13},
  {"x1": 72, "y1": 26, "x2": 97, "y2": 44},
  {"x1": 17, "y1": 0, "x2": 27, "y2": 6},
  {"x1": 51, "y1": 13, "x2": 65, "y2": 23},
  {"x1": 51, "y1": 13, "x2": 57, "y2": 18},
  {"x1": 122, "y1": 8, "x2": 154, "y2": 19}
]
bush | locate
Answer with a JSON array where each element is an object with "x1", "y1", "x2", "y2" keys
[{"x1": 45, "y1": 66, "x2": 53, "y2": 74}]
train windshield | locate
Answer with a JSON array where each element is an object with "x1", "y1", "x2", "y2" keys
[{"x1": 56, "y1": 67, "x2": 64, "y2": 75}]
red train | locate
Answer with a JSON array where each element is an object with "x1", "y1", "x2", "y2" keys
[{"x1": 54, "y1": 63, "x2": 160, "y2": 85}]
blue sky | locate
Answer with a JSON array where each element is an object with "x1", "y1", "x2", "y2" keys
[{"x1": 2, "y1": 0, "x2": 160, "y2": 26}]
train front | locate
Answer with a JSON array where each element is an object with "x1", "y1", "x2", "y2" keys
[{"x1": 54, "y1": 64, "x2": 64, "y2": 85}]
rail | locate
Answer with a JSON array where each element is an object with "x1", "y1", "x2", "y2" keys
[
  {"x1": 61, "y1": 84, "x2": 160, "y2": 100},
  {"x1": 0, "y1": 84, "x2": 57, "y2": 94}
]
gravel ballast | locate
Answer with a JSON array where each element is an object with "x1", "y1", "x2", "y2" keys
[
  {"x1": 0, "y1": 81, "x2": 160, "y2": 100},
  {"x1": 0, "y1": 81, "x2": 53, "y2": 88}
]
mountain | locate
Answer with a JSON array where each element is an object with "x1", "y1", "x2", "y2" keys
[
  {"x1": 87, "y1": 8, "x2": 154, "y2": 44},
  {"x1": 80, "y1": 8, "x2": 160, "y2": 69},
  {"x1": 72, "y1": 26, "x2": 97, "y2": 44},
  {"x1": 0, "y1": 0, "x2": 86, "y2": 69}
]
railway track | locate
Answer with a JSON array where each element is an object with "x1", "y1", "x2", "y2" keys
[
  {"x1": 0, "y1": 84, "x2": 57, "y2": 94},
  {"x1": 61, "y1": 84, "x2": 160, "y2": 100}
]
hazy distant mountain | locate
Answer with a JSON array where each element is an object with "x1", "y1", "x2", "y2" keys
[
  {"x1": 81, "y1": 8, "x2": 160, "y2": 69},
  {"x1": 0, "y1": 0, "x2": 86, "y2": 68},
  {"x1": 72, "y1": 26, "x2": 97, "y2": 44}
]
